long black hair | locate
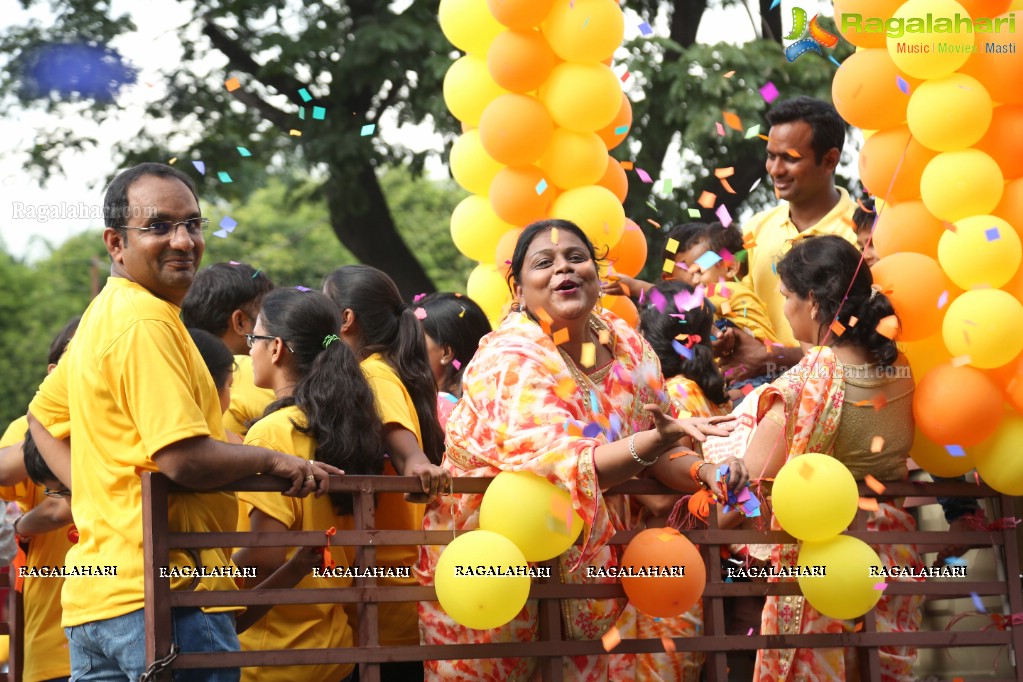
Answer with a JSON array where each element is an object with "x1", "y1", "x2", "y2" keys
[
  {"x1": 322, "y1": 265, "x2": 445, "y2": 464},
  {"x1": 258, "y1": 288, "x2": 385, "y2": 514},
  {"x1": 777, "y1": 235, "x2": 899, "y2": 367},
  {"x1": 415, "y1": 292, "x2": 491, "y2": 395},
  {"x1": 639, "y1": 280, "x2": 729, "y2": 406},
  {"x1": 188, "y1": 328, "x2": 235, "y2": 391}
]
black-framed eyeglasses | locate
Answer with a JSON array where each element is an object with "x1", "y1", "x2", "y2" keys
[
  {"x1": 118, "y1": 218, "x2": 210, "y2": 237},
  {"x1": 245, "y1": 334, "x2": 277, "y2": 349},
  {"x1": 44, "y1": 487, "x2": 71, "y2": 498}
]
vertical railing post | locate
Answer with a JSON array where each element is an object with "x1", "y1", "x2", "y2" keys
[
  {"x1": 142, "y1": 472, "x2": 174, "y2": 681},
  {"x1": 537, "y1": 558, "x2": 563, "y2": 682},
  {"x1": 703, "y1": 513, "x2": 729, "y2": 682},
  {"x1": 354, "y1": 479, "x2": 380, "y2": 682}
]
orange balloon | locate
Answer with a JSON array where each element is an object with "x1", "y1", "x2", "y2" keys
[
  {"x1": 910, "y1": 429, "x2": 976, "y2": 478},
  {"x1": 606, "y1": 220, "x2": 646, "y2": 278},
  {"x1": 872, "y1": 201, "x2": 945, "y2": 260},
  {"x1": 495, "y1": 227, "x2": 525, "y2": 277},
  {"x1": 859, "y1": 125, "x2": 937, "y2": 202},
  {"x1": 871, "y1": 253, "x2": 956, "y2": 341},
  {"x1": 596, "y1": 93, "x2": 632, "y2": 151},
  {"x1": 478, "y1": 94, "x2": 554, "y2": 167},
  {"x1": 489, "y1": 166, "x2": 553, "y2": 227},
  {"x1": 957, "y1": 0, "x2": 1012, "y2": 16},
  {"x1": 958, "y1": 12, "x2": 1023, "y2": 106},
  {"x1": 596, "y1": 156, "x2": 628, "y2": 203},
  {"x1": 994, "y1": 178, "x2": 1023, "y2": 235},
  {"x1": 974, "y1": 105, "x2": 1023, "y2": 181},
  {"x1": 832, "y1": 49, "x2": 919, "y2": 131},
  {"x1": 601, "y1": 294, "x2": 638, "y2": 327},
  {"x1": 903, "y1": 332, "x2": 952, "y2": 380},
  {"x1": 488, "y1": 29, "x2": 557, "y2": 93},
  {"x1": 487, "y1": 0, "x2": 556, "y2": 29},
  {"x1": 834, "y1": 0, "x2": 908, "y2": 48},
  {"x1": 619, "y1": 528, "x2": 706, "y2": 618},
  {"x1": 913, "y1": 363, "x2": 1005, "y2": 447},
  {"x1": 538, "y1": 128, "x2": 608, "y2": 189}
]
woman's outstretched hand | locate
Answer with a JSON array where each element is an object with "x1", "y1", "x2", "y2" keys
[{"x1": 645, "y1": 404, "x2": 736, "y2": 448}]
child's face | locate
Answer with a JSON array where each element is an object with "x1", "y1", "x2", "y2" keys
[
  {"x1": 664, "y1": 239, "x2": 712, "y2": 286},
  {"x1": 857, "y1": 229, "x2": 879, "y2": 268},
  {"x1": 671, "y1": 239, "x2": 736, "y2": 288}
]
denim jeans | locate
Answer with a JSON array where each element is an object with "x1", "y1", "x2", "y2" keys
[{"x1": 66, "y1": 607, "x2": 240, "y2": 682}]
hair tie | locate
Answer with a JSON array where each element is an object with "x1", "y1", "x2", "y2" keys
[
  {"x1": 323, "y1": 334, "x2": 340, "y2": 349},
  {"x1": 869, "y1": 284, "x2": 883, "y2": 301}
]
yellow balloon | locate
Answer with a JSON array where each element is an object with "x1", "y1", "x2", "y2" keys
[
  {"x1": 973, "y1": 412, "x2": 1023, "y2": 495},
  {"x1": 467, "y1": 262, "x2": 513, "y2": 325},
  {"x1": 798, "y1": 535, "x2": 884, "y2": 620},
  {"x1": 902, "y1": 333, "x2": 951, "y2": 379},
  {"x1": 942, "y1": 289, "x2": 1023, "y2": 368},
  {"x1": 939, "y1": 215, "x2": 1021, "y2": 290},
  {"x1": 434, "y1": 530, "x2": 531, "y2": 630},
  {"x1": 549, "y1": 186, "x2": 625, "y2": 252},
  {"x1": 451, "y1": 195, "x2": 517, "y2": 262},
  {"x1": 443, "y1": 55, "x2": 508, "y2": 126},
  {"x1": 920, "y1": 149, "x2": 1004, "y2": 223},
  {"x1": 772, "y1": 454, "x2": 858, "y2": 541},
  {"x1": 538, "y1": 128, "x2": 608, "y2": 190},
  {"x1": 539, "y1": 62, "x2": 622, "y2": 133},
  {"x1": 450, "y1": 130, "x2": 504, "y2": 196},
  {"x1": 542, "y1": 0, "x2": 625, "y2": 63},
  {"x1": 887, "y1": 0, "x2": 976, "y2": 79},
  {"x1": 907, "y1": 73, "x2": 993, "y2": 152},
  {"x1": 480, "y1": 471, "x2": 584, "y2": 561},
  {"x1": 910, "y1": 428, "x2": 976, "y2": 477},
  {"x1": 439, "y1": 0, "x2": 505, "y2": 55}
]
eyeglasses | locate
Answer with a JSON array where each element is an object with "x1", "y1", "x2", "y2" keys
[
  {"x1": 245, "y1": 334, "x2": 277, "y2": 348},
  {"x1": 119, "y1": 218, "x2": 210, "y2": 237},
  {"x1": 44, "y1": 487, "x2": 71, "y2": 498}
]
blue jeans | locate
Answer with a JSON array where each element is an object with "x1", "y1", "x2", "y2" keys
[{"x1": 65, "y1": 608, "x2": 240, "y2": 682}]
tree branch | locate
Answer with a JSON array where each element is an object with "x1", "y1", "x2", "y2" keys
[{"x1": 202, "y1": 18, "x2": 306, "y2": 107}]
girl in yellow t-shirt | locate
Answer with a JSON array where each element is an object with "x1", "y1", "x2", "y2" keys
[
  {"x1": 233, "y1": 288, "x2": 386, "y2": 682},
  {"x1": 324, "y1": 265, "x2": 450, "y2": 679}
]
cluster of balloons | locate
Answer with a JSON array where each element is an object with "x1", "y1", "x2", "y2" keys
[
  {"x1": 833, "y1": 0, "x2": 1023, "y2": 492},
  {"x1": 433, "y1": 470, "x2": 583, "y2": 629},
  {"x1": 773, "y1": 454, "x2": 884, "y2": 619},
  {"x1": 440, "y1": 0, "x2": 645, "y2": 326}
]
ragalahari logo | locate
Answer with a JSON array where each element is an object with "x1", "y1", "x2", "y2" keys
[{"x1": 784, "y1": 7, "x2": 840, "y2": 62}]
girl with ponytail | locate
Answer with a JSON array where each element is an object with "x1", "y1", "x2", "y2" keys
[{"x1": 233, "y1": 287, "x2": 385, "y2": 682}]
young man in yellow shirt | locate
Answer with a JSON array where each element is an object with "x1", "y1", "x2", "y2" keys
[
  {"x1": 27, "y1": 163, "x2": 339, "y2": 682},
  {"x1": 717, "y1": 96, "x2": 858, "y2": 382}
]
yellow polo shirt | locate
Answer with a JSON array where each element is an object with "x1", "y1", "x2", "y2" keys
[
  {"x1": 29, "y1": 277, "x2": 238, "y2": 627},
  {"x1": 238, "y1": 406, "x2": 354, "y2": 682},
  {"x1": 742, "y1": 187, "x2": 857, "y2": 345},
  {"x1": 223, "y1": 354, "x2": 275, "y2": 437},
  {"x1": 708, "y1": 281, "x2": 781, "y2": 345}
]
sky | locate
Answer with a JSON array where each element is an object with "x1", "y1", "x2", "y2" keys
[{"x1": 0, "y1": 0, "x2": 809, "y2": 261}]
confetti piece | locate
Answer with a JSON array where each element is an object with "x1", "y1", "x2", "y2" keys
[
  {"x1": 723, "y1": 70, "x2": 736, "y2": 78},
  {"x1": 938, "y1": 290, "x2": 949, "y2": 309},
  {"x1": 896, "y1": 76, "x2": 910, "y2": 95},
  {"x1": 759, "y1": 81, "x2": 780, "y2": 103},
  {"x1": 830, "y1": 320, "x2": 846, "y2": 337},
  {"x1": 550, "y1": 227, "x2": 559, "y2": 244},
  {"x1": 663, "y1": 258, "x2": 676, "y2": 274},
  {"x1": 715, "y1": 204, "x2": 733, "y2": 228},
  {"x1": 646, "y1": 219, "x2": 661, "y2": 229},
  {"x1": 552, "y1": 328, "x2": 570, "y2": 346},
  {"x1": 635, "y1": 167, "x2": 653, "y2": 183},
  {"x1": 695, "y1": 250, "x2": 722, "y2": 270},
  {"x1": 848, "y1": 316, "x2": 858, "y2": 328},
  {"x1": 661, "y1": 636, "x2": 676, "y2": 653},
  {"x1": 741, "y1": 383, "x2": 755, "y2": 396},
  {"x1": 951, "y1": 355, "x2": 973, "y2": 367},
  {"x1": 599, "y1": 330, "x2": 610, "y2": 345},
  {"x1": 665, "y1": 237, "x2": 680, "y2": 254},
  {"x1": 828, "y1": 55, "x2": 843, "y2": 68},
  {"x1": 745, "y1": 125, "x2": 762, "y2": 139},
  {"x1": 554, "y1": 377, "x2": 576, "y2": 400},
  {"x1": 620, "y1": 161, "x2": 633, "y2": 170},
  {"x1": 746, "y1": 627, "x2": 754, "y2": 636},
  {"x1": 660, "y1": 178, "x2": 673, "y2": 194},
  {"x1": 213, "y1": 229, "x2": 228, "y2": 238},
  {"x1": 236, "y1": 146, "x2": 252, "y2": 157},
  {"x1": 986, "y1": 227, "x2": 1001, "y2": 241},
  {"x1": 859, "y1": 497, "x2": 880, "y2": 511},
  {"x1": 871, "y1": 394, "x2": 888, "y2": 411},
  {"x1": 865, "y1": 475, "x2": 886, "y2": 495},
  {"x1": 298, "y1": 87, "x2": 312, "y2": 102},
  {"x1": 698, "y1": 191, "x2": 717, "y2": 209},
  {"x1": 312, "y1": 106, "x2": 326, "y2": 120},
  {"x1": 944, "y1": 556, "x2": 968, "y2": 567},
  {"x1": 874, "y1": 582, "x2": 887, "y2": 590},
  {"x1": 945, "y1": 444, "x2": 966, "y2": 457},
  {"x1": 614, "y1": 124, "x2": 629, "y2": 135},
  {"x1": 219, "y1": 216, "x2": 237, "y2": 231},
  {"x1": 168, "y1": 157, "x2": 177, "y2": 164},
  {"x1": 619, "y1": 70, "x2": 630, "y2": 83},
  {"x1": 799, "y1": 461, "x2": 814, "y2": 480},
  {"x1": 295, "y1": 286, "x2": 311, "y2": 292},
  {"x1": 580, "y1": 342, "x2": 596, "y2": 368},
  {"x1": 452, "y1": 359, "x2": 462, "y2": 370},
  {"x1": 688, "y1": 208, "x2": 701, "y2": 218},
  {"x1": 722, "y1": 111, "x2": 743, "y2": 131},
  {"x1": 871, "y1": 436, "x2": 884, "y2": 453},
  {"x1": 638, "y1": 21, "x2": 653, "y2": 36},
  {"x1": 672, "y1": 339, "x2": 693, "y2": 360},
  {"x1": 289, "y1": 129, "x2": 302, "y2": 136},
  {"x1": 971, "y1": 592, "x2": 985, "y2": 612},
  {"x1": 299, "y1": 107, "x2": 306, "y2": 120},
  {"x1": 786, "y1": 148, "x2": 802, "y2": 159},
  {"x1": 875, "y1": 315, "x2": 899, "y2": 340},
  {"x1": 217, "y1": 172, "x2": 233, "y2": 183},
  {"x1": 769, "y1": 0, "x2": 780, "y2": 9},
  {"x1": 714, "y1": 167, "x2": 735, "y2": 179},
  {"x1": 715, "y1": 121, "x2": 725, "y2": 136},
  {"x1": 536, "y1": 178, "x2": 548, "y2": 195},
  {"x1": 601, "y1": 627, "x2": 622, "y2": 652},
  {"x1": 224, "y1": 77, "x2": 241, "y2": 92},
  {"x1": 192, "y1": 161, "x2": 206, "y2": 175},
  {"x1": 360, "y1": 124, "x2": 376, "y2": 136}
]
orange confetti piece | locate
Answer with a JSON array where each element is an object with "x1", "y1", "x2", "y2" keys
[
  {"x1": 698, "y1": 191, "x2": 717, "y2": 209},
  {"x1": 536, "y1": 307, "x2": 553, "y2": 324},
  {"x1": 799, "y1": 461, "x2": 814, "y2": 480},
  {"x1": 555, "y1": 377, "x2": 577, "y2": 401},
  {"x1": 723, "y1": 70, "x2": 736, "y2": 78},
  {"x1": 598, "y1": 330, "x2": 610, "y2": 345},
  {"x1": 714, "y1": 167, "x2": 735, "y2": 179},
  {"x1": 871, "y1": 394, "x2": 888, "y2": 412},
  {"x1": 854, "y1": 622, "x2": 864, "y2": 632},
  {"x1": 743, "y1": 233, "x2": 757, "y2": 250},
  {"x1": 552, "y1": 328, "x2": 570, "y2": 346},
  {"x1": 224, "y1": 77, "x2": 241, "y2": 92},
  {"x1": 661, "y1": 636, "x2": 677, "y2": 653},
  {"x1": 858, "y1": 497, "x2": 880, "y2": 512},
  {"x1": 865, "y1": 475, "x2": 886, "y2": 495},
  {"x1": 620, "y1": 161, "x2": 634, "y2": 170},
  {"x1": 758, "y1": 134, "x2": 770, "y2": 142},
  {"x1": 580, "y1": 342, "x2": 596, "y2": 368},
  {"x1": 830, "y1": 320, "x2": 846, "y2": 337},
  {"x1": 875, "y1": 315, "x2": 899, "y2": 340},
  {"x1": 721, "y1": 301, "x2": 732, "y2": 316},
  {"x1": 870, "y1": 435, "x2": 884, "y2": 453},
  {"x1": 722, "y1": 111, "x2": 743, "y2": 131},
  {"x1": 620, "y1": 283, "x2": 631, "y2": 297},
  {"x1": 602, "y1": 627, "x2": 622, "y2": 652},
  {"x1": 647, "y1": 219, "x2": 661, "y2": 228},
  {"x1": 848, "y1": 316, "x2": 858, "y2": 328},
  {"x1": 786, "y1": 148, "x2": 802, "y2": 159},
  {"x1": 720, "y1": 177, "x2": 737, "y2": 194}
]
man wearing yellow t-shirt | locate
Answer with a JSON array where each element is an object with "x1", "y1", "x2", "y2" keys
[
  {"x1": 718, "y1": 96, "x2": 857, "y2": 382},
  {"x1": 181, "y1": 262, "x2": 276, "y2": 437},
  {"x1": 26, "y1": 162, "x2": 339, "y2": 682}
]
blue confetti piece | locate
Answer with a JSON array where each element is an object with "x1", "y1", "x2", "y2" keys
[
  {"x1": 614, "y1": 125, "x2": 629, "y2": 135},
  {"x1": 609, "y1": 414, "x2": 622, "y2": 441},
  {"x1": 236, "y1": 146, "x2": 252, "y2": 157},
  {"x1": 360, "y1": 124, "x2": 376, "y2": 136},
  {"x1": 944, "y1": 556, "x2": 968, "y2": 567},
  {"x1": 312, "y1": 106, "x2": 326, "y2": 120},
  {"x1": 589, "y1": 390, "x2": 599, "y2": 414},
  {"x1": 638, "y1": 21, "x2": 653, "y2": 36},
  {"x1": 536, "y1": 178, "x2": 548, "y2": 195},
  {"x1": 971, "y1": 592, "x2": 986, "y2": 612},
  {"x1": 896, "y1": 76, "x2": 910, "y2": 95},
  {"x1": 671, "y1": 340, "x2": 693, "y2": 360},
  {"x1": 945, "y1": 444, "x2": 966, "y2": 458},
  {"x1": 295, "y1": 285, "x2": 311, "y2": 292},
  {"x1": 582, "y1": 422, "x2": 603, "y2": 438},
  {"x1": 298, "y1": 87, "x2": 312, "y2": 102},
  {"x1": 299, "y1": 107, "x2": 306, "y2": 120},
  {"x1": 217, "y1": 172, "x2": 233, "y2": 184},
  {"x1": 986, "y1": 227, "x2": 1001, "y2": 241},
  {"x1": 219, "y1": 216, "x2": 237, "y2": 231},
  {"x1": 192, "y1": 160, "x2": 205, "y2": 175},
  {"x1": 828, "y1": 55, "x2": 843, "y2": 69},
  {"x1": 694, "y1": 250, "x2": 723, "y2": 270},
  {"x1": 212, "y1": 229, "x2": 228, "y2": 238},
  {"x1": 938, "y1": 290, "x2": 949, "y2": 309},
  {"x1": 769, "y1": 0, "x2": 780, "y2": 9}
]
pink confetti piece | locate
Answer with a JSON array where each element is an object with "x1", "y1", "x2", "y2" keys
[
  {"x1": 715, "y1": 122, "x2": 725, "y2": 136},
  {"x1": 635, "y1": 167, "x2": 653, "y2": 183},
  {"x1": 937, "y1": 290, "x2": 949, "y2": 309},
  {"x1": 874, "y1": 582, "x2": 888, "y2": 591},
  {"x1": 451, "y1": 359, "x2": 462, "y2": 370},
  {"x1": 715, "y1": 204, "x2": 733, "y2": 228},
  {"x1": 414, "y1": 307, "x2": 428, "y2": 320},
  {"x1": 759, "y1": 81, "x2": 779, "y2": 103},
  {"x1": 746, "y1": 627, "x2": 755, "y2": 636}
]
